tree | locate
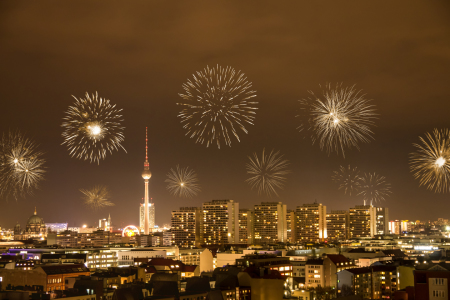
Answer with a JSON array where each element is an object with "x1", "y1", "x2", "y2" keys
[
  {"x1": 340, "y1": 284, "x2": 353, "y2": 297},
  {"x1": 314, "y1": 285, "x2": 335, "y2": 300}
]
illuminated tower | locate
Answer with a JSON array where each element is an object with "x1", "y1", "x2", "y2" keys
[{"x1": 141, "y1": 127, "x2": 152, "y2": 235}]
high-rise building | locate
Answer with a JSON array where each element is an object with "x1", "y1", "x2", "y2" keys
[
  {"x1": 296, "y1": 202, "x2": 327, "y2": 242},
  {"x1": 253, "y1": 202, "x2": 287, "y2": 244},
  {"x1": 349, "y1": 205, "x2": 376, "y2": 238},
  {"x1": 141, "y1": 127, "x2": 152, "y2": 235},
  {"x1": 171, "y1": 207, "x2": 203, "y2": 248},
  {"x1": 238, "y1": 209, "x2": 254, "y2": 244},
  {"x1": 375, "y1": 207, "x2": 389, "y2": 235},
  {"x1": 326, "y1": 210, "x2": 349, "y2": 241},
  {"x1": 286, "y1": 209, "x2": 296, "y2": 244},
  {"x1": 99, "y1": 214, "x2": 111, "y2": 231},
  {"x1": 203, "y1": 200, "x2": 239, "y2": 245},
  {"x1": 139, "y1": 203, "x2": 155, "y2": 232},
  {"x1": 389, "y1": 220, "x2": 400, "y2": 234}
]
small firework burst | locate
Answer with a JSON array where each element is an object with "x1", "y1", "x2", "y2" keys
[
  {"x1": 178, "y1": 65, "x2": 258, "y2": 148},
  {"x1": 165, "y1": 165, "x2": 201, "y2": 198},
  {"x1": 358, "y1": 172, "x2": 391, "y2": 204},
  {"x1": 298, "y1": 84, "x2": 377, "y2": 157},
  {"x1": 0, "y1": 130, "x2": 45, "y2": 200},
  {"x1": 332, "y1": 165, "x2": 361, "y2": 196},
  {"x1": 61, "y1": 92, "x2": 126, "y2": 164},
  {"x1": 410, "y1": 128, "x2": 450, "y2": 193},
  {"x1": 245, "y1": 148, "x2": 290, "y2": 197},
  {"x1": 80, "y1": 185, "x2": 114, "y2": 210}
]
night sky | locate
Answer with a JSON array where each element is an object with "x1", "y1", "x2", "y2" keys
[{"x1": 1, "y1": 1, "x2": 450, "y2": 229}]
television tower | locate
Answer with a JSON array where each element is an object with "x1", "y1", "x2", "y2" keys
[{"x1": 141, "y1": 127, "x2": 152, "y2": 235}]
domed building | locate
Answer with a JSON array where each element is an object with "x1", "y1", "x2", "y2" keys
[{"x1": 25, "y1": 207, "x2": 46, "y2": 238}]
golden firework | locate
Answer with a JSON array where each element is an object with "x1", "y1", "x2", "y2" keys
[
  {"x1": 410, "y1": 128, "x2": 450, "y2": 193},
  {"x1": 298, "y1": 84, "x2": 377, "y2": 157},
  {"x1": 165, "y1": 165, "x2": 201, "y2": 198},
  {"x1": 80, "y1": 185, "x2": 115, "y2": 210},
  {"x1": 61, "y1": 92, "x2": 126, "y2": 164}
]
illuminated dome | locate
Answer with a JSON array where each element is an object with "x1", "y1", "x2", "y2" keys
[{"x1": 27, "y1": 208, "x2": 44, "y2": 225}]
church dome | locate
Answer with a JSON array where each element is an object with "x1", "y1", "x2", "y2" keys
[{"x1": 27, "y1": 208, "x2": 44, "y2": 225}]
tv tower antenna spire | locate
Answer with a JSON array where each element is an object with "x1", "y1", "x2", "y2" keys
[{"x1": 141, "y1": 127, "x2": 152, "y2": 235}]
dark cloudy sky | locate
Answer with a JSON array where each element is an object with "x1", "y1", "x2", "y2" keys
[{"x1": 1, "y1": 1, "x2": 450, "y2": 229}]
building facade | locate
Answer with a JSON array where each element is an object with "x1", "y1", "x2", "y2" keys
[
  {"x1": 349, "y1": 205, "x2": 376, "y2": 238},
  {"x1": 296, "y1": 202, "x2": 327, "y2": 242},
  {"x1": 286, "y1": 209, "x2": 296, "y2": 244},
  {"x1": 253, "y1": 202, "x2": 287, "y2": 244},
  {"x1": 375, "y1": 207, "x2": 389, "y2": 235},
  {"x1": 238, "y1": 209, "x2": 254, "y2": 245},
  {"x1": 171, "y1": 207, "x2": 203, "y2": 248},
  {"x1": 139, "y1": 203, "x2": 155, "y2": 232},
  {"x1": 203, "y1": 200, "x2": 239, "y2": 245},
  {"x1": 326, "y1": 210, "x2": 349, "y2": 241}
]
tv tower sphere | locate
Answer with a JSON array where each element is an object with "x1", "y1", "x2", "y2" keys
[{"x1": 142, "y1": 169, "x2": 152, "y2": 180}]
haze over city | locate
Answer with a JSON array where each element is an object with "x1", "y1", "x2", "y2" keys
[{"x1": 1, "y1": 0, "x2": 450, "y2": 229}]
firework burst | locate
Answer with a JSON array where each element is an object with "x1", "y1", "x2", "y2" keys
[
  {"x1": 298, "y1": 84, "x2": 377, "y2": 157},
  {"x1": 61, "y1": 92, "x2": 126, "y2": 164},
  {"x1": 165, "y1": 165, "x2": 201, "y2": 197},
  {"x1": 245, "y1": 148, "x2": 290, "y2": 197},
  {"x1": 0, "y1": 130, "x2": 45, "y2": 200},
  {"x1": 332, "y1": 165, "x2": 361, "y2": 196},
  {"x1": 80, "y1": 185, "x2": 114, "y2": 210},
  {"x1": 177, "y1": 65, "x2": 258, "y2": 148},
  {"x1": 410, "y1": 128, "x2": 450, "y2": 193},
  {"x1": 358, "y1": 172, "x2": 391, "y2": 204}
]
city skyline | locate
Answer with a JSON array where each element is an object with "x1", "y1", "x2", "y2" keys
[{"x1": 1, "y1": 1, "x2": 450, "y2": 228}]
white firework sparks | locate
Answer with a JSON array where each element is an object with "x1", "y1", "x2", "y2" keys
[
  {"x1": 0, "y1": 130, "x2": 45, "y2": 200},
  {"x1": 358, "y1": 172, "x2": 391, "y2": 204},
  {"x1": 178, "y1": 65, "x2": 258, "y2": 148},
  {"x1": 245, "y1": 148, "x2": 290, "y2": 197},
  {"x1": 332, "y1": 165, "x2": 362, "y2": 196}
]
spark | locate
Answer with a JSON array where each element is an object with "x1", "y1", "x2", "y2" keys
[
  {"x1": 165, "y1": 165, "x2": 201, "y2": 197},
  {"x1": 297, "y1": 84, "x2": 377, "y2": 157},
  {"x1": 332, "y1": 165, "x2": 362, "y2": 196},
  {"x1": 80, "y1": 185, "x2": 115, "y2": 210},
  {"x1": 358, "y1": 172, "x2": 391, "y2": 204},
  {"x1": 61, "y1": 92, "x2": 126, "y2": 164},
  {"x1": 177, "y1": 65, "x2": 258, "y2": 148},
  {"x1": 0, "y1": 130, "x2": 45, "y2": 200},
  {"x1": 245, "y1": 148, "x2": 290, "y2": 197},
  {"x1": 410, "y1": 128, "x2": 450, "y2": 193}
]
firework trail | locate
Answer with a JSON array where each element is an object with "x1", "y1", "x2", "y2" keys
[
  {"x1": 0, "y1": 130, "x2": 45, "y2": 200},
  {"x1": 61, "y1": 92, "x2": 126, "y2": 164},
  {"x1": 332, "y1": 165, "x2": 361, "y2": 196},
  {"x1": 246, "y1": 148, "x2": 290, "y2": 197},
  {"x1": 410, "y1": 128, "x2": 450, "y2": 193},
  {"x1": 80, "y1": 185, "x2": 114, "y2": 210},
  {"x1": 165, "y1": 165, "x2": 201, "y2": 198},
  {"x1": 358, "y1": 172, "x2": 391, "y2": 204},
  {"x1": 178, "y1": 65, "x2": 258, "y2": 148},
  {"x1": 298, "y1": 84, "x2": 377, "y2": 157}
]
